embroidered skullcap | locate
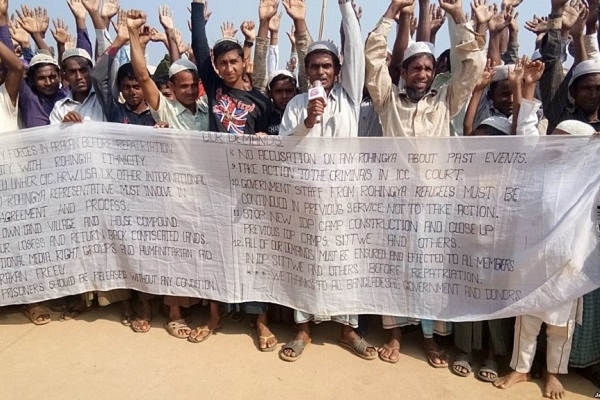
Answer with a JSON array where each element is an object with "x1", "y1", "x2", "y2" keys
[
  {"x1": 62, "y1": 48, "x2": 93, "y2": 64},
  {"x1": 307, "y1": 40, "x2": 340, "y2": 59},
  {"x1": 554, "y1": 120, "x2": 595, "y2": 136},
  {"x1": 568, "y1": 59, "x2": 600, "y2": 88},
  {"x1": 268, "y1": 69, "x2": 296, "y2": 89},
  {"x1": 168, "y1": 59, "x2": 198, "y2": 78},
  {"x1": 402, "y1": 41, "x2": 435, "y2": 63},
  {"x1": 29, "y1": 53, "x2": 58, "y2": 68}
]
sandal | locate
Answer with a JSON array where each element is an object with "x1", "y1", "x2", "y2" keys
[
  {"x1": 452, "y1": 353, "x2": 473, "y2": 377},
  {"x1": 279, "y1": 339, "x2": 311, "y2": 362},
  {"x1": 378, "y1": 343, "x2": 401, "y2": 364},
  {"x1": 59, "y1": 300, "x2": 93, "y2": 321},
  {"x1": 339, "y1": 338, "x2": 378, "y2": 361},
  {"x1": 478, "y1": 359, "x2": 499, "y2": 382},
  {"x1": 165, "y1": 319, "x2": 192, "y2": 339},
  {"x1": 131, "y1": 318, "x2": 152, "y2": 333},
  {"x1": 24, "y1": 305, "x2": 51, "y2": 325},
  {"x1": 258, "y1": 334, "x2": 278, "y2": 352},
  {"x1": 188, "y1": 325, "x2": 222, "y2": 343}
]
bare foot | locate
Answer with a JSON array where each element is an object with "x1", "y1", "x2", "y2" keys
[
  {"x1": 544, "y1": 373, "x2": 566, "y2": 399},
  {"x1": 493, "y1": 370, "x2": 530, "y2": 389}
]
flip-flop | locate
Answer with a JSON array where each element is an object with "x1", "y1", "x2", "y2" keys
[
  {"x1": 339, "y1": 338, "x2": 378, "y2": 360},
  {"x1": 24, "y1": 305, "x2": 51, "y2": 326},
  {"x1": 452, "y1": 353, "x2": 473, "y2": 377},
  {"x1": 258, "y1": 334, "x2": 278, "y2": 352},
  {"x1": 378, "y1": 344, "x2": 401, "y2": 364},
  {"x1": 279, "y1": 339, "x2": 311, "y2": 362},
  {"x1": 426, "y1": 350, "x2": 449, "y2": 368},
  {"x1": 165, "y1": 319, "x2": 192, "y2": 339},
  {"x1": 121, "y1": 313, "x2": 135, "y2": 327},
  {"x1": 187, "y1": 325, "x2": 222, "y2": 343},
  {"x1": 131, "y1": 318, "x2": 152, "y2": 333},
  {"x1": 478, "y1": 359, "x2": 499, "y2": 382}
]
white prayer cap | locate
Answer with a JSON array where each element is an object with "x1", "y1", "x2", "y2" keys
[
  {"x1": 531, "y1": 49, "x2": 542, "y2": 61},
  {"x1": 402, "y1": 41, "x2": 435, "y2": 63},
  {"x1": 214, "y1": 37, "x2": 241, "y2": 46},
  {"x1": 307, "y1": 40, "x2": 340, "y2": 59},
  {"x1": 492, "y1": 65, "x2": 512, "y2": 82},
  {"x1": 554, "y1": 119, "x2": 595, "y2": 136},
  {"x1": 568, "y1": 59, "x2": 600, "y2": 87},
  {"x1": 268, "y1": 69, "x2": 296, "y2": 89},
  {"x1": 62, "y1": 48, "x2": 93, "y2": 64},
  {"x1": 479, "y1": 116, "x2": 511, "y2": 135},
  {"x1": 29, "y1": 53, "x2": 59, "y2": 68},
  {"x1": 147, "y1": 65, "x2": 157, "y2": 76},
  {"x1": 168, "y1": 59, "x2": 198, "y2": 78}
]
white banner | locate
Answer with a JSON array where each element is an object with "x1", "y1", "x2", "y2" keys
[{"x1": 0, "y1": 123, "x2": 599, "y2": 321}]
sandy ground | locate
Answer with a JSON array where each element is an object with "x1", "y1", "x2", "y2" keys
[{"x1": 0, "y1": 303, "x2": 598, "y2": 400}]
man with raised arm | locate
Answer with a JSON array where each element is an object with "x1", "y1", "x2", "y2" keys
[
  {"x1": 365, "y1": 0, "x2": 485, "y2": 137},
  {"x1": 279, "y1": 0, "x2": 364, "y2": 137}
]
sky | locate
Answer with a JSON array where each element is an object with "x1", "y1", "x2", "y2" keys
[{"x1": 12, "y1": 0, "x2": 547, "y2": 66}]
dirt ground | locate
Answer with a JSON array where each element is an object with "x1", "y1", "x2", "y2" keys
[{"x1": 0, "y1": 303, "x2": 598, "y2": 400}]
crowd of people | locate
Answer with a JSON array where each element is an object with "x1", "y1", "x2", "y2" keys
[{"x1": 0, "y1": 0, "x2": 599, "y2": 397}]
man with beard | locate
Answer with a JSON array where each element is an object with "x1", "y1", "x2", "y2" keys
[
  {"x1": 49, "y1": 48, "x2": 105, "y2": 123},
  {"x1": 364, "y1": 0, "x2": 485, "y2": 137}
]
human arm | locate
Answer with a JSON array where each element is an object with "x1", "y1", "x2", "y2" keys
[
  {"x1": 241, "y1": 21, "x2": 256, "y2": 74},
  {"x1": 366, "y1": 1, "x2": 412, "y2": 112},
  {"x1": 255, "y1": 0, "x2": 278, "y2": 94},
  {"x1": 16, "y1": 6, "x2": 51, "y2": 53},
  {"x1": 159, "y1": 5, "x2": 181, "y2": 63},
  {"x1": 501, "y1": 6, "x2": 519, "y2": 64},
  {"x1": 487, "y1": 5, "x2": 509, "y2": 66},
  {"x1": 339, "y1": 0, "x2": 364, "y2": 107},
  {"x1": 191, "y1": 0, "x2": 218, "y2": 83},
  {"x1": 515, "y1": 58, "x2": 545, "y2": 136},
  {"x1": 443, "y1": 0, "x2": 486, "y2": 117},
  {"x1": 429, "y1": 4, "x2": 446, "y2": 44},
  {"x1": 571, "y1": 6, "x2": 590, "y2": 66},
  {"x1": 283, "y1": 0, "x2": 309, "y2": 91},
  {"x1": 268, "y1": 12, "x2": 281, "y2": 75},
  {"x1": 463, "y1": 59, "x2": 494, "y2": 136},
  {"x1": 128, "y1": 10, "x2": 160, "y2": 111},
  {"x1": 389, "y1": 0, "x2": 415, "y2": 86},
  {"x1": 416, "y1": 0, "x2": 431, "y2": 42},
  {"x1": 0, "y1": 40, "x2": 24, "y2": 105}
]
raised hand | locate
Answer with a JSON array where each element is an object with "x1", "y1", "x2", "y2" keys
[
  {"x1": 508, "y1": 55, "x2": 525, "y2": 87},
  {"x1": 65, "y1": 33, "x2": 76, "y2": 49},
  {"x1": 126, "y1": 9, "x2": 146, "y2": 30},
  {"x1": 81, "y1": 0, "x2": 100, "y2": 14},
  {"x1": 35, "y1": 7, "x2": 49, "y2": 35},
  {"x1": 522, "y1": 59, "x2": 545, "y2": 84},
  {"x1": 220, "y1": 21, "x2": 237, "y2": 38},
  {"x1": 570, "y1": 4, "x2": 589, "y2": 36},
  {"x1": 507, "y1": 6, "x2": 518, "y2": 32},
  {"x1": 563, "y1": 0, "x2": 586, "y2": 31},
  {"x1": 139, "y1": 25, "x2": 152, "y2": 46},
  {"x1": 439, "y1": 0, "x2": 464, "y2": 18},
  {"x1": 259, "y1": 0, "x2": 279, "y2": 22},
  {"x1": 158, "y1": 5, "x2": 174, "y2": 30},
  {"x1": 286, "y1": 25, "x2": 296, "y2": 47},
  {"x1": 524, "y1": 15, "x2": 548, "y2": 34},
  {"x1": 51, "y1": 18, "x2": 69, "y2": 44},
  {"x1": 501, "y1": 0, "x2": 522, "y2": 8},
  {"x1": 475, "y1": 58, "x2": 496, "y2": 91},
  {"x1": 101, "y1": 0, "x2": 120, "y2": 20},
  {"x1": 150, "y1": 27, "x2": 166, "y2": 43},
  {"x1": 8, "y1": 18, "x2": 30, "y2": 46},
  {"x1": 241, "y1": 20, "x2": 256, "y2": 41},
  {"x1": 15, "y1": 5, "x2": 38, "y2": 33},
  {"x1": 282, "y1": 0, "x2": 306, "y2": 21},
  {"x1": 66, "y1": 0, "x2": 88, "y2": 20},
  {"x1": 430, "y1": 4, "x2": 446, "y2": 35},
  {"x1": 114, "y1": 10, "x2": 129, "y2": 41},
  {"x1": 471, "y1": 0, "x2": 493, "y2": 25},
  {"x1": 488, "y1": 4, "x2": 510, "y2": 33},
  {"x1": 269, "y1": 12, "x2": 282, "y2": 32}
]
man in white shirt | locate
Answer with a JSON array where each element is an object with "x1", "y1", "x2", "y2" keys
[{"x1": 49, "y1": 48, "x2": 105, "y2": 124}]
